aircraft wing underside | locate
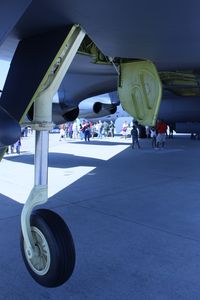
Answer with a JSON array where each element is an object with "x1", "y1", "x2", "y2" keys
[
  {"x1": 2, "y1": 0, "x2": 200, "y2": 289},
  {"x1": 1, "y1": 0, "x2": 200, "y2": 129},
  {"x1": 1, "y1": 0, "x2": 200, "y2": 70}
]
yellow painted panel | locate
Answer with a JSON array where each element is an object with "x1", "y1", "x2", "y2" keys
[{"x1": 118, "y1": 60, "x2": 162, "y2": 126}]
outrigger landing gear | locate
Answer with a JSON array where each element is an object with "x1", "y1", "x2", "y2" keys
[
  {"x1": 20, "y1": 96, "x2": 76, "y2": 288},
  {"x1": 20, "y1": 208, "x2": 75, "y2": 287},
  {"x1": 20, "y1": 25, "x2": 85, "y2": 287}
]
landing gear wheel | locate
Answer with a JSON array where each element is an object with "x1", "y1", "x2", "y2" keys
[{"x1": 20, "y1": 209, "x2": 75, "y2": 287}]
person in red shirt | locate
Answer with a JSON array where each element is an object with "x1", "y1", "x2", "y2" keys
[{"x1": 156, "y1": 119, "x2": 167, "y2": 148}]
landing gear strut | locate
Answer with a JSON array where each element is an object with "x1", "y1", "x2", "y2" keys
[{"x1": 20, "y1": 25, "x2": 85, "y2": 287}]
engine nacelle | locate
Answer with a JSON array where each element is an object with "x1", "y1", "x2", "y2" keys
[
  {"x1": 27, "y1": 103, "x2": 79, "y2": 125},
  {"x1": 51, "y1": 103, "x2": 79, "y2": 124},
  {"x1": 93, "y1": 102, "x2": 117, "y2": 115},
  {"x1": 78, "y1": 100, "x2": 117, "y2": 119}
]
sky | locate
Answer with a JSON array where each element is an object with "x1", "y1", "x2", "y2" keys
[{"x1": 0, "y1": 59, "x2": 10, "y2": 90}]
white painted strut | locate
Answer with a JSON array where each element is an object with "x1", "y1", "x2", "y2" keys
[{"x1": 21, "y1": 25, "x2": 86, "y2": 258}]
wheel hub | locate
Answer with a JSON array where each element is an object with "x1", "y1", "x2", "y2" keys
[{"x1": 24, "y1": 226, "x2": 51, "y2": 276}]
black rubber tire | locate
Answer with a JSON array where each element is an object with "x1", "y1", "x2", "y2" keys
[{"x1": 20, "y1": 209, "x2": 75, "y2": 287}]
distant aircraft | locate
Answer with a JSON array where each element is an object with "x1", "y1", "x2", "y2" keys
[{"x1": 1, "y1": 0, "x2": 200, "y2": 287}]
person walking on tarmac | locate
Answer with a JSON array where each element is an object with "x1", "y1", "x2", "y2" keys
[
  {"x1": 83, "y1": 121, "x2": 91, "y2": 141},
  {"x1": 156, "y1": 119, "x2": 167, "y2": 148},
  {"x1": 150, "y1": 127, "x2": 157, "y2": 148},
  {"x1": 131, "y1": 124, "x2": 141, "y2": 149}
]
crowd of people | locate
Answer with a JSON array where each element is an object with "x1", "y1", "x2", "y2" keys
[
  {"x1": 130, "y1": 119, "x2": 169, "y2": 150},
  {"x1": 5, "y1": 118, "x2": 172, "y2": 154},
  {"x1": 58, "y1": 118, "x2": 170, "y2": 151},
  {"x1": 59, "y1": 120, "x2": 115, "y2": 142}
]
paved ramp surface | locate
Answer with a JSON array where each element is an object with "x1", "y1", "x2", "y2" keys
[{"x1": 0, "y1": 134, "x2": 200, "y2": 300}]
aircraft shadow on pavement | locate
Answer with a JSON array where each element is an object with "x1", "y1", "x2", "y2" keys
[
  {"x1": 67, "y1": 140, "x2": 131, "y2": 146},
  {"x1": 0, "y1": 193, "x2": 23, "y2": 211},
  {"x1": 4, "y1": 152, "x2": 108, "y2": 168}
]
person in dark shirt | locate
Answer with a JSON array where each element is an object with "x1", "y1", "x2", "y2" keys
[
  {"x1": 83, "y1": 122, "x2": 91, "y2": 141},
  {"x1": 131, "y1": 125, "x2": 141, "y2": 149}
]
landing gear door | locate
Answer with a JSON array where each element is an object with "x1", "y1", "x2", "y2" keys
[{"x1": 118, "y1": 60, "x2": 162, "y2": 126}]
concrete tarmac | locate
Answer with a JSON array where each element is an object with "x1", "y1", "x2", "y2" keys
[{"x1": 1, "y1": 133, "x2": 200, "y2": 299}]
